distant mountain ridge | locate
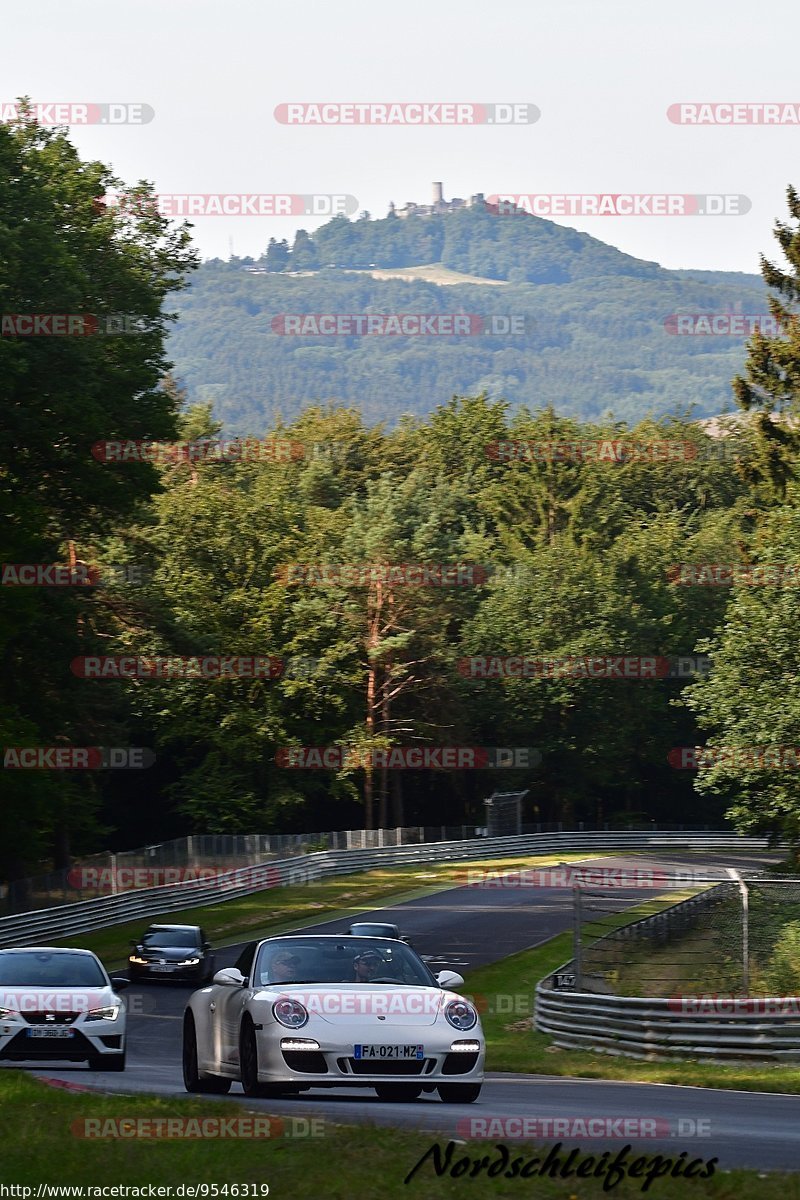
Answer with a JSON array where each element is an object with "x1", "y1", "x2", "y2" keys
[{"x1": 167, "y1": 204, "x2": 767, "y2": 434}]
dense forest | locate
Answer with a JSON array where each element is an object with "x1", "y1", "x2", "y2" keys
[
  {"x1": 4, "y1": 117, "x2": 800, "y2": 884},
  {"x1": 167, "y1": 205, "x2": 768, "y2": 432}
]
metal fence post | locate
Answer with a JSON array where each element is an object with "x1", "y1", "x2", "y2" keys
[
  {"x1": 742, "y1": 880, "x2": 750, "y2": 994},
  {"x1": 727, "y1": 868, "x2": 749, "y2": 994},
  {"x1": 573, "y1": 884, "x2": 583, "y2": 991}
]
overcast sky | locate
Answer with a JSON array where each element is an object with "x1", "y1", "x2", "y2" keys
[{"x1": 3, "y1": 0, "x2": 798, "y2": 273}]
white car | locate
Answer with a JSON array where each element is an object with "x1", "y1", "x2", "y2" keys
[
  {"x1": 0, "y1": 947, "x2": 128, "y2": 1070},
  {"x1": 182, "y1": 935, "x2": 484, "y2": 1103}
]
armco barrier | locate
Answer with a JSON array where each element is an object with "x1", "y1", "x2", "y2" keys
[
  {"x1": 0, "y1": 830, "x2": 778, "y2": 949},
  {"x1": 535, "y1": 882, "x2": 800, "y2": 1061},
  {"x1": 535, "y1": 988, "x2": 800, "y2": 1061}
]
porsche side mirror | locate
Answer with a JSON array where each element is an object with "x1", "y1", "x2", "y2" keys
[
  {"x1": 213, "y1": 968, "x2": 246, "y2": 987},
  {"x1": 435, "y1": 970, "x2": 465, "y2": 990}
]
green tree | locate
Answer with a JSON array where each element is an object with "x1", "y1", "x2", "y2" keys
[
  {"x1": 0, "y1": 108, "x2": 196, "y2": 877},
  {"x1": 733, "y1": 185, "x2": 800, "y2": 502}
]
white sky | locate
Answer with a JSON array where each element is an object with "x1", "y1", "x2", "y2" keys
[{"x1": 3, "y1": 0, "x2": 798, "y2": 272}]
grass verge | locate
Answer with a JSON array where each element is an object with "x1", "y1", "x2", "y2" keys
[{"x1": 0, "y1": 1072, "x2": 794, "y2": 1196}]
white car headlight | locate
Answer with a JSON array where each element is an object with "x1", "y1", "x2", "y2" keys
[
  {"x1": 85, "y1": 1004, "x2": 120, "y2": 1022},
  {"x1": 0, "y1": 1007, "x2": 19, "y2": 1020},
  {"x1": 444, "y1": 999, "x2": 477, "y2": 1031},
  {"x1": 273, "y1": 998, "x2": 308, "y2": 1029}
]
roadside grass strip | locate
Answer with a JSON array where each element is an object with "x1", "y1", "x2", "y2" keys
[{"x1": 0, "y1": 1072, "x2": 795, "y2": 1197}]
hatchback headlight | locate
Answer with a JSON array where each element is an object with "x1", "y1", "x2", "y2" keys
[
  {"x1": 85, "y1": 1004, "x2": 120, "y2": 1022},
  {"x1": 444, "y1": 999, "x2": 477, "y2": 1031},
  {"x1": 129, "y1": 955, "x2": 148, "y2": 965},
  {"x1": 178, "y1": 958, "x2": 200, "y2": 966},
  {"x1": 273, "y1": 998, "x2": 308, "y2": 1029}
]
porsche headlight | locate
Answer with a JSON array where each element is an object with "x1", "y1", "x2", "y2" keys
[
  {"x1": 444, "y1": 999, "x2": 477, "y2": 1031},
  {"x1": 272, "y1": 998, "x2": 308, "y2": 1029},
  {"x1": 85, "y1": 1004, "x2": 120, "y2": 1022}
]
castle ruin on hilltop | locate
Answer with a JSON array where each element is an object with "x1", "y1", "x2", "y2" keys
[{"x1": 388, "y1": 182, "x2": 486, "y2": 219}]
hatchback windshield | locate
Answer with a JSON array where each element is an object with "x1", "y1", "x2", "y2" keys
[
  {"x1": 142, "y1": 930, "x2": 199, "y2": 949},
  {"x1": 349, "y1": 923, "x2": 398, "y2": 937},
  {"x1": 0, "y1": 950, "x2": 106, "y2": 987},
  {"x1": 253, "y1": 937, "x2": 437, "y2": 986}
]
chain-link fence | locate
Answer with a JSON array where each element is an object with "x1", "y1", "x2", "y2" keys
[
  {"x1": 1, "y1": 819, "x2": 726, "y2": 916},
  {"x1": 572, "y1": 876, "x2": 800, "y2": 998},
  {"x1": 2, "y1": 825, "x2": 481, "y2": 914}
]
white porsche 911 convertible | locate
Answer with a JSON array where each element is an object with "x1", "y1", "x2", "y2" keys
[{"x1": 182, "y1": 934, "x2": 484, "y2": 1103}]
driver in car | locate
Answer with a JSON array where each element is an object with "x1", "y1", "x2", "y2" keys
[
  {"x1": 353, "y1": 948, "x2": 385, "y2": 982},
  {"x1": 268, "y1": 950, "x2": 302, "y2": 983}
]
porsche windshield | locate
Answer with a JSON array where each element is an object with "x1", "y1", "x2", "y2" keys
[{"x1": 253, "y1": 937, "x2": 437, "y2": 987}]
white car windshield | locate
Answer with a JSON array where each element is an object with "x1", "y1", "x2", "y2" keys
[
  {"x1": 0, "y1": 951, "x2": 106, "y2": 987},
  {"x1": 253, "y1": 938, "x2": 437, "y2": 986}
]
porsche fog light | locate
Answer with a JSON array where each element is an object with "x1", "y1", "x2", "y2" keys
[{"x1": 280, "y1": 1037, "x2": 320, "y2": 1050}]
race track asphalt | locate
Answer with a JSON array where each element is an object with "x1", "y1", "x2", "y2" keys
[{"x1": 11, "y1": 850, "x2": 800, "y2": 1171}]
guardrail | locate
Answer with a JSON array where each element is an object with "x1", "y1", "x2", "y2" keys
[
  {"x1": 535, "y1": 881, "x2": 800, "y2": 1061},
  {"x1": 0, "y1": 830, "x2": 778, "y2": 949},
  {"x1": 535, "y1": 988, "x2": 800, "y2": 1061}
]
